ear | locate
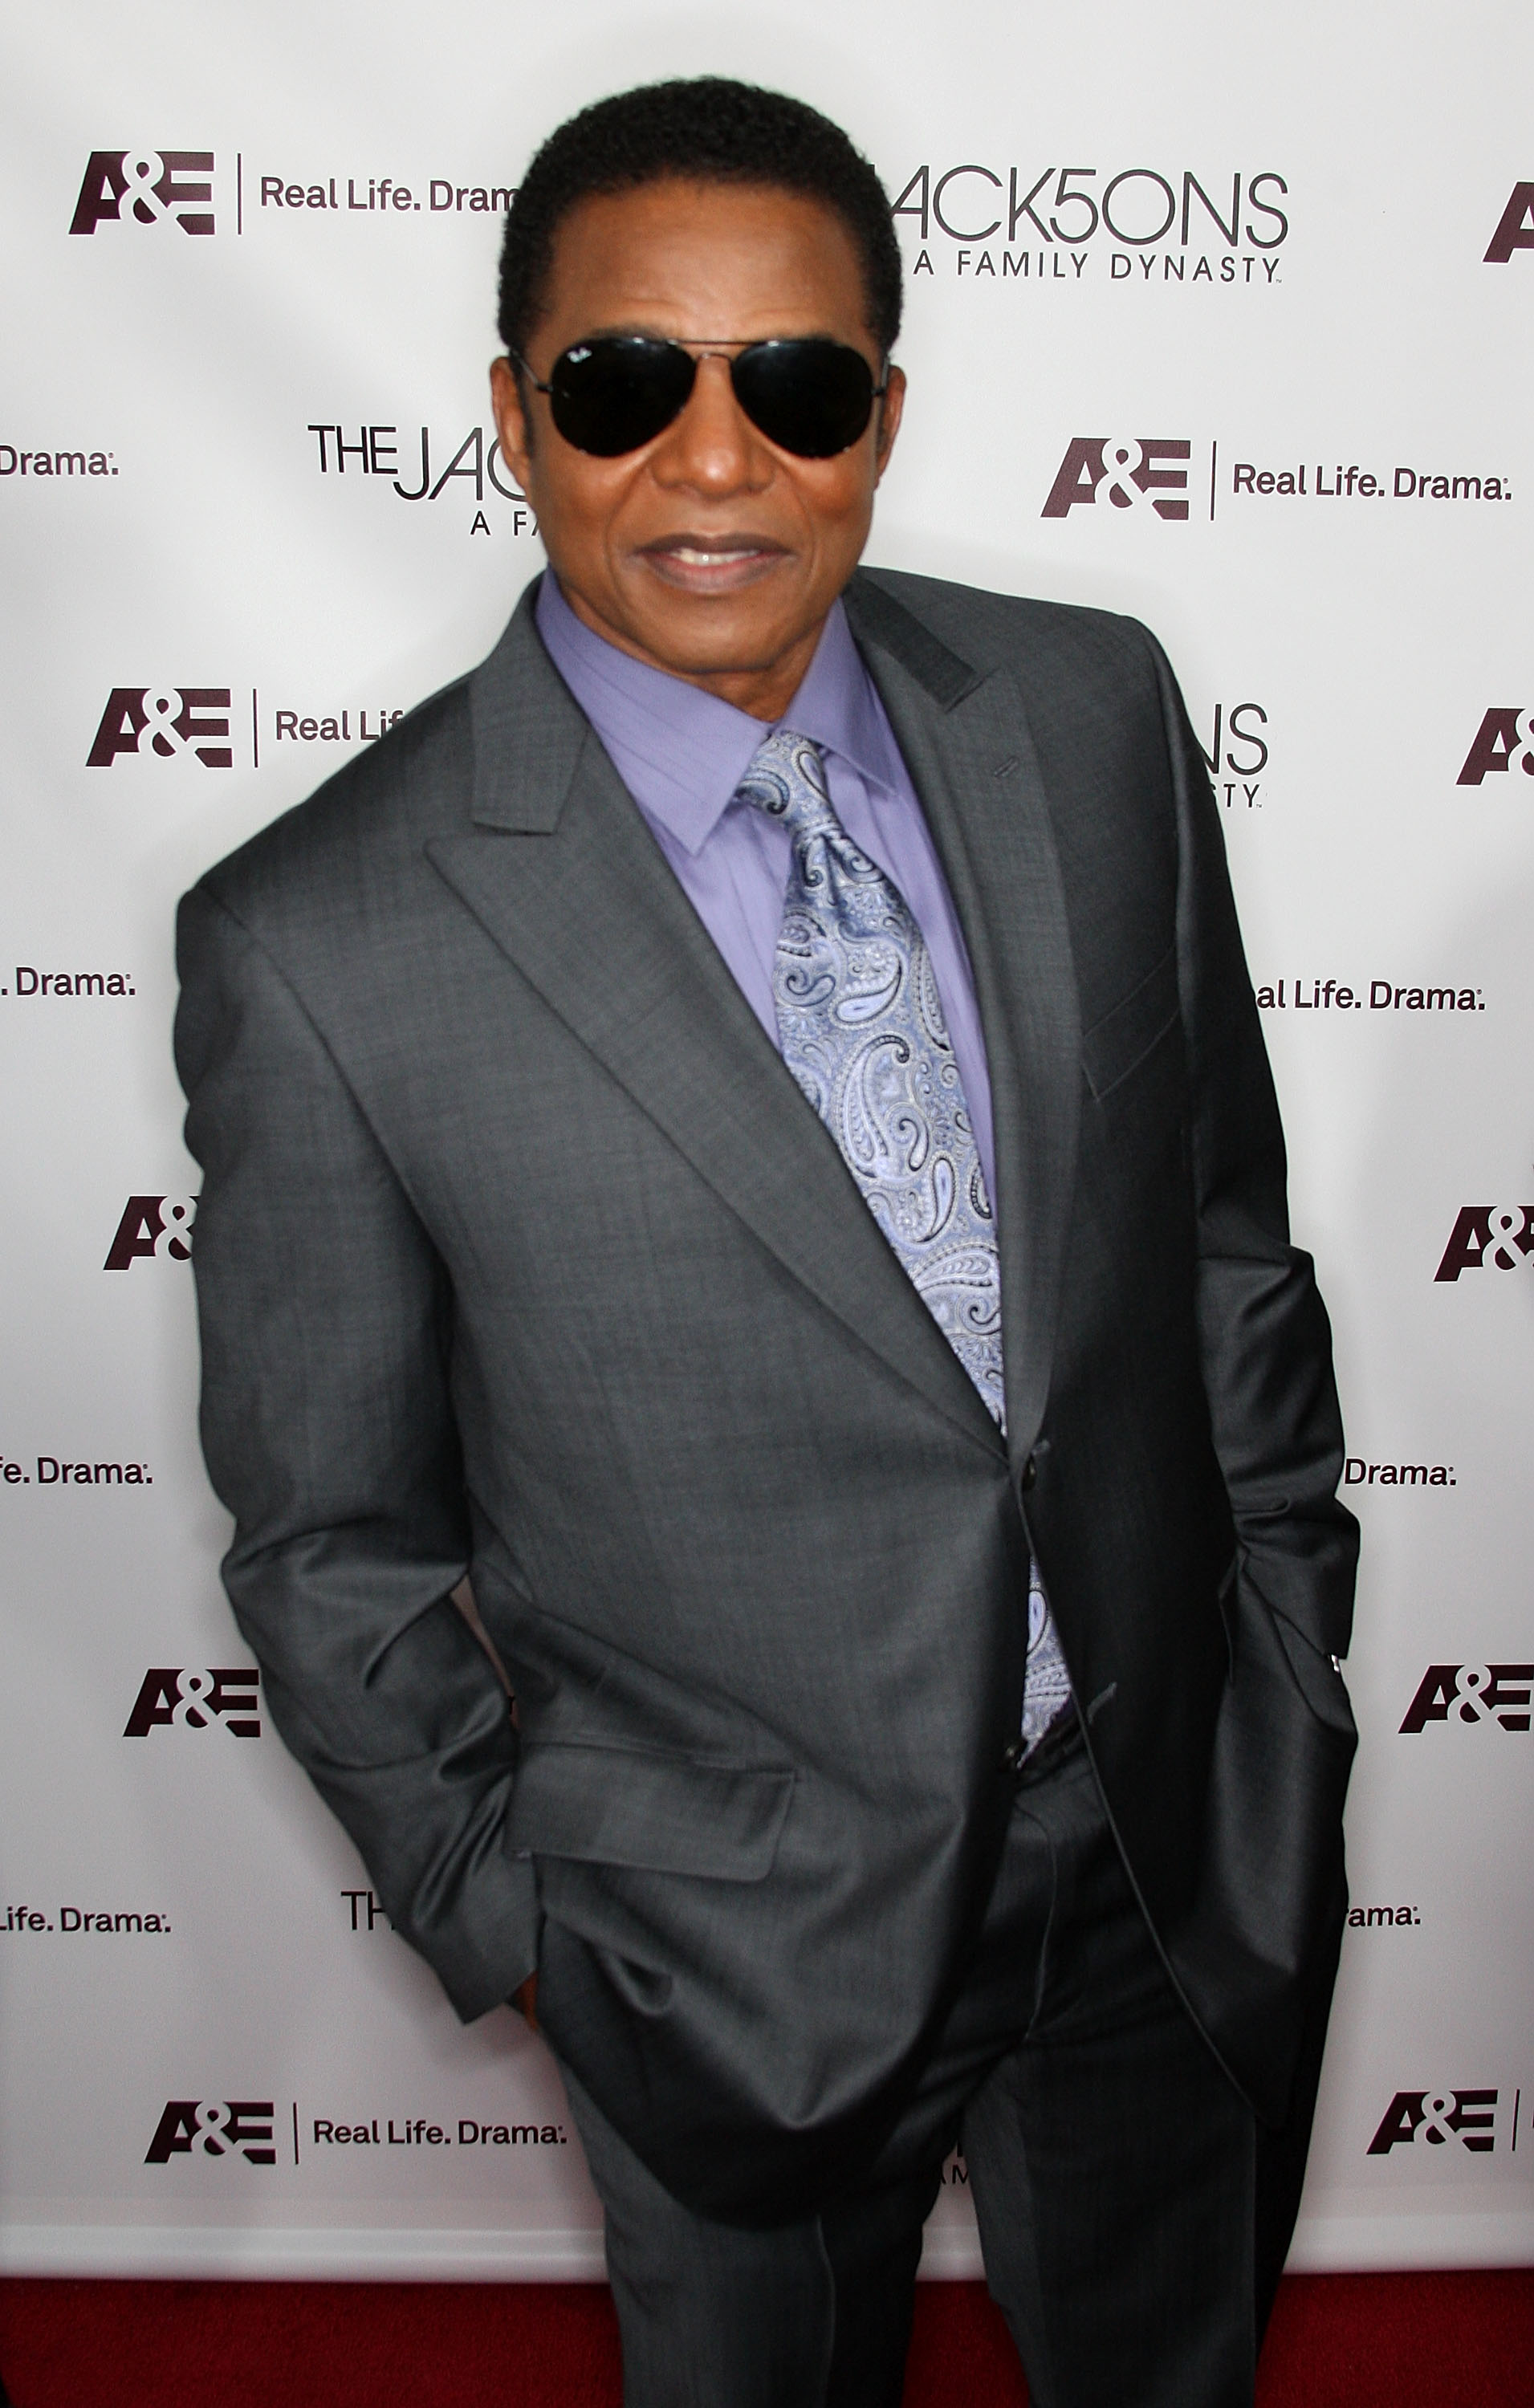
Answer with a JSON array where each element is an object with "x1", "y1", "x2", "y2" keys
[
  {"x1": 873, "y1": 364, "x2": 906, "y2": 484},
  {"x1": 490, "y1": 356, "x2": 535, "y2": 493}
]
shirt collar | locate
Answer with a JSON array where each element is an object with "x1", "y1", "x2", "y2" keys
[{"x1": 534, "y1": 571, "x2": 905, "y2": 857}]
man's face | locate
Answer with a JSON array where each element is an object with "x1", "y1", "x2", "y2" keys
[{"x1": 490, "y1": 177, "x2": 905, "y2": 720}]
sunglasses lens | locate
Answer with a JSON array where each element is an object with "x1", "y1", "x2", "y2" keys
[
  {"x1": 732, "y1": 340, "x2": 877, "y2": 458},
  {"x1": 547, "y1": 338, "x2": 696, "y2": 456}
]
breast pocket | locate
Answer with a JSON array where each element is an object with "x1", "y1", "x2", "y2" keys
[{"x1": 1080, "y1": 944, "x2": 1181, "y2": 1103}]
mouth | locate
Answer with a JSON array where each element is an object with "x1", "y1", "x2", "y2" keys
[{"x1": 636, "y1": 534, "x2": 791, "y2": 594}]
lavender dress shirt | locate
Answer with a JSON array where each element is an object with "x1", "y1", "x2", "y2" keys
[{"x1": 534, "y1": 572, "x2": 998, "y2": 1206}]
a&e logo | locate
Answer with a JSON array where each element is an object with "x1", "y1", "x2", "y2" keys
[
  {"x1": 1041, "y1": 437, "x2": 1191, "y2": 520},
  {"x1": 87, "y1": 689, "x2": 232, "y2": 768},
  {"x1": 1483, "y1": 184, "x2": 1534, "y2": 263},
  {"x1": 1433, "y1": 1202, "x2": 1534, "y2": 1280},
  {"x1": 104, "y1": 1196, "x2": 196, "y2": 1269},
  {"x1": 1398, "y1": 1664, "x2": 1532, "y2": 1734},
  {"x1": 70, "y1": 152, "x2": 214, "y2": 236},
  {"x1": 145, "y1": 2101, "x2": 276, "y2": 2164},
  {"x1": 1456, "y1": 709, "x2": 1534, "y2": 785},
  {"x1": 1368, "y1": 2089, "x2": 1499, "y2": 2154},
  {"x1": 124, "y1": 1668, "x2": 262, "y2": 1738}
]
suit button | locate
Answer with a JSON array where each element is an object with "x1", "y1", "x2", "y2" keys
[
  {"x1": 1020, "y1": 1454, "x2": 1037, "y2": 1491},
  {"x1": 1000, "y1": 1739, "x2": 1025, "y2": 1775}
]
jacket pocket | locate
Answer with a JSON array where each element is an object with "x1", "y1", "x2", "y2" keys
[
  {"x1": 1081, "y1": 943, "x2": 1180, "y2": 1102},
  {"x1": 506, "y1": 1741, "x2": 794, "y2": 1881}
]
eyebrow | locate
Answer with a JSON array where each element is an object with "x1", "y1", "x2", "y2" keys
[{"x1": 558, "y1": 324, "x2": 852, "y2": 346}]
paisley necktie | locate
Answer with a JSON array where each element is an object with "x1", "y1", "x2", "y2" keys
[{"x1": 737, "y1": 727, "x2": 1072, "y2": 1752}]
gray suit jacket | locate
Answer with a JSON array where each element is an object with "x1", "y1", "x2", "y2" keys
[{"x1": 176, "y1": 568, "x2": 1358, "y2": 2220}]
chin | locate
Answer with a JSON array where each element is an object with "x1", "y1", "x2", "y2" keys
[{"x1": 636, "y1": 606, "x2": 795, "y2": 668}]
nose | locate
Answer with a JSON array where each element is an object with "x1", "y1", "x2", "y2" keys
[{"x1": 651, "y1": 352, "x2": 771, "y2": 496}]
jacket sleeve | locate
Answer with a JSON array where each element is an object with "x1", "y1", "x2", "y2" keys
[
  {"x1": 174, "y1": 879, "x2": 537, "y2": 2018},
  {"x1": 1146, "y1": 629, "x2": 1360, "y2": 1669}
]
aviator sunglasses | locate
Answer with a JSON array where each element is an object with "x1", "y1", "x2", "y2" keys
[{"x1": 512, "y1": 335, "x2": 889, "y2": 460}]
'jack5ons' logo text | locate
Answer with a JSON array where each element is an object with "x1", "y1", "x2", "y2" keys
[
  {"x1": 1042, "y1": 436, "x2": 1190, "y2": 520},
  {"x1": 1399, "y1": 1664, "x2": 1532, "y2": 1735},
  {"x1": 70, "y1": 152, "x2": 214, "y2": 236},
  {"x1": 889, "y1": 164, "x2": 1288, "y2": 286},
  {"x1": 1367, "y1": 2089, "x2": 1506, "y2": 2156},
  {"x1": 1198, "y1": 700, "x2": 1269, "y2": 810},
  {"x1": 1484, "y1": 183, "x2": 1534, "y2": 263},
  {"x1": 1457, "y1": 710, "x2": 1534, "y2": 786},
  {"x1": 145, "y1": 2101, "x2": 275, "y2": 2164},
  {"x1": 1434, "y1": 1202, "x2": 1534, "y2": 1281},
  {"x1": 88, "y1": 689, "x2": 232, "y2": 768},
  {"x1": 104, "y1": 1195, "x2": 195, "y2": 1269},
  {"x1": 124, "y1": 1668, "x2": 262, "y2": 1738},
  {"x1": 307, "y1": 421, "x2": 538, "y2": 539}
]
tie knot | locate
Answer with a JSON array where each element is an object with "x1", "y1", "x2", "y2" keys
[{"x1": 734, "y1": 728, "x2": 835, "y2": 838}]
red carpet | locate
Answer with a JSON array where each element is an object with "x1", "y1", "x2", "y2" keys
[{"x1": 0, "y1": 2271, "x2": 1530, "y2": 2404}]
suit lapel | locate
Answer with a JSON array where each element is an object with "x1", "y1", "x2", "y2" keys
[
  {"x1": 844, "y1": 574, "x2": 1082, "y2": 1463},
  {"x1": 427, "y1": 591, "x2": 1001, "y2": 1456}
]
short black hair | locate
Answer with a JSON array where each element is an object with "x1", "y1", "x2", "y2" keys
[{"x1": 497, "y1": 79, "x2": 901, "y2": 363}]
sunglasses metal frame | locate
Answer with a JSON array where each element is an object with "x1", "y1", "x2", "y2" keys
[{"x1": 510, "y1": 334, "x2": 889, "y2": 460}]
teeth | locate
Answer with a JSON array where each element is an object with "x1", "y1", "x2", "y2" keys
[{"x1": 669, "y1": 546, "x2": 751, "y2": 565}]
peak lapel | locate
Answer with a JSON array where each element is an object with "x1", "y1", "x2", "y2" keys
[
  {"x1": 845, "y1": 575, "x2": 1082, "y2": 1462},
  {"x1": 427, "y1": 593, "x2": 1001, "y2": 1456}
]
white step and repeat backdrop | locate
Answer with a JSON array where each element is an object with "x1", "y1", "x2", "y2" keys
[{"x1": 2, "y1": 0, "x2": 1531, "y2": 2284}]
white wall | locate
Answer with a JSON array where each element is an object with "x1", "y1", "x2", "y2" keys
[{"x1": 2, "y1": 0, "x2": 1530, "y2": 2279}]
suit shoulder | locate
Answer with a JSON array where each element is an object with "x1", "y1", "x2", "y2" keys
[
  {"x1": 853, "y1": 563, "x2": 1160, "y2": 698},
  {"x1": 189, "y1": 670, "x2": 474, "y2": 931}
]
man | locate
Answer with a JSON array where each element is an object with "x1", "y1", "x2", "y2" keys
[{"x1": 176, "y1": 78, "x2": 1358, "y2": 2408}]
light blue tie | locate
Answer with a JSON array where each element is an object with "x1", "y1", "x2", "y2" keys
[{"x1": 738, "y1": 728, "x2": 1072, "y2": 1753}]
